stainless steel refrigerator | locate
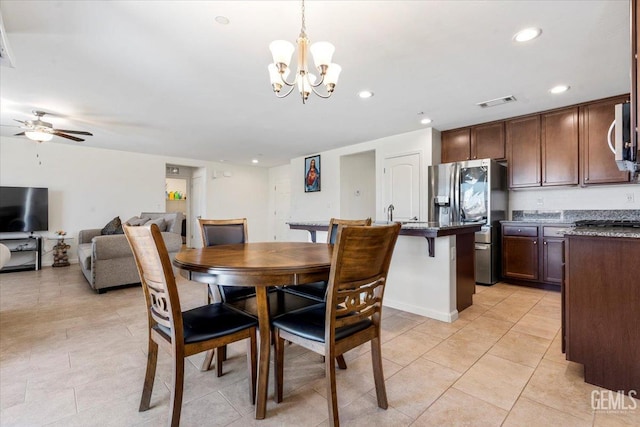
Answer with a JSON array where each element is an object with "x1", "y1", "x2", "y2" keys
[{"x1": 427, "y1": 159, "x2": 508, "y2": 284}]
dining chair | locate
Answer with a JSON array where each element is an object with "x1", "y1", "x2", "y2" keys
[
  {"x1": 124, "y1": 224, "x2": 258, "y2": 427},
  {"x1": 283, "y1": 217, "x2": 372, "y2": 302},
  {"x1": 273, "y1": 222, "x2": 401, "y2": 427},
  {"x1": 197, "y1": 218, "x2": 319, "y2": 373}
]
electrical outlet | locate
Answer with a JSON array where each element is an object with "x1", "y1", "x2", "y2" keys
[
  {"x1": 536, "y1": 197, "x2": 544, "y2": 206},
  {"x1": 626, "y1": 193, "x2": 635, "y2": 203}
]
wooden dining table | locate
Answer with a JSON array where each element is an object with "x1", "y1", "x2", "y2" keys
[{"x1": 173, "y1": 241, "x2": 332, "y2": 420}]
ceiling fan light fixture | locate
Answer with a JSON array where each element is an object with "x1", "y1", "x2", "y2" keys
[{"x1": 25, "y1": 130, "x2": 53, "y2": 142}]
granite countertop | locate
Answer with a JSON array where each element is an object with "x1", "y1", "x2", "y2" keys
[
  {"x1": 501, "y1": 220, "x2": 575, "y2": 225},
  {"x1": 288, "y1": 220, "x2": 483, "y2": 231},
  {"x1": 565, "y1": 227, "x2": 640, "y2": 239}
]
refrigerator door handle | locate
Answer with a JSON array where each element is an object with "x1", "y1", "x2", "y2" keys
[{"x1": 453, "y1": 163, "x2": 461, "y2": 222}]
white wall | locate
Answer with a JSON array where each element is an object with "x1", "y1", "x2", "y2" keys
[
  {"x1": 288, "y1": 128, "x2": 439, "y2": 241},
  {"x1": 0, "y1": 137, "x2": 270, "y2": 265}
]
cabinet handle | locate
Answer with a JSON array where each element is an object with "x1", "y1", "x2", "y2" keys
[
  {"x1": 543, "y1": 241, "x2": 547, "y2": 245},
  {"x1": 533, "y1": 240, "x2": 537, "y2": 245},
  {"x1": 517, "y1": 229, "x2": 521, "y2": 232}
]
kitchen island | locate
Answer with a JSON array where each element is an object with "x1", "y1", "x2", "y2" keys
[
  {"x1": 288, "y1": 221, "x2": 482, "y2": 322},
  {"x1": 563, "y1": 225, "x2": 640, "y2": 394}
]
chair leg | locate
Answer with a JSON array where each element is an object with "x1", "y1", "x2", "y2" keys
[
  {"x1": 221, "y1": 345, "x2": 228, "y2": 361},
  {"x1": 201, "y1": 349, "x2": 214, "y2": 372},
  {"x1": 370, "y1": 336, "x2": 388, "y2": 409},
  {"x1": 139, "y1": 337, "x2": 158, "y2": 412},
  {"x1": 247, "y1": 328, "x2": 257, "y2": 404},
  {"x1": 336, "y1": 355, "x2": 347, "y2": 370},
  {"x1": 216, "y1": 346, "x2": 224, "y2": 377},
  {"x1": 274, "y1": 329, "x2": 285, "y2": 403},
  {"x1": 325, "y1": 349, "x2": 340, "y2": 427},
  {"x1": 169, "y1": 350, "x2": 185, "y2": 427}
]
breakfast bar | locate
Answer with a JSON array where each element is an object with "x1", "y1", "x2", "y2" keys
[{"x1": 288, "y1": 221, "x2": 482, "y2": 322}]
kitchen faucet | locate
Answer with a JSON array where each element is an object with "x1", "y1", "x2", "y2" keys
[{"x1": 387, "y1": 204, "x2": 394, "y2": 222}]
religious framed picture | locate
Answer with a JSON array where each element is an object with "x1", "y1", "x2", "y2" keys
[{"x1": 304, "y1": 155, "x2": 321, "y2": 192}]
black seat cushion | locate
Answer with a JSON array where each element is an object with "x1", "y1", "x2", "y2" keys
[
  {"x1": 282, "y1": 281, "x2": 327, "y2": 302},
  {"x1": 272, "y1": 304, "x2": 373, "y2": 343},
  {"x1": 227, "y1": 289, "x2": 321, "y2": 321},
  {"x1": 221, "y1": 285, "x2": 257, "y2": 302},
  {"x1": 154, "y1": 303, "x2": 257, "y2": 344}
]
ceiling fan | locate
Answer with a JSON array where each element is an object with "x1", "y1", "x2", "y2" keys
[{"x1": 12, "y1": 110, "x2": 93, "y2": 142}]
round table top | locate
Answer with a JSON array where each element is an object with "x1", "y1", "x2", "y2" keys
[{"x1": 174, "y1": 241, "x2": 332, "y2": 278}]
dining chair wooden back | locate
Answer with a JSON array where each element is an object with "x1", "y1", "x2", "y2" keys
[
  {"x1": 284, "y1": 217, "x2": 372, "y2": 302},
  {"x1": 198, "y1": 218, "x2": 255, "y2": 303},
  {"x1": 125, "y1": 224, "x2": 258, "y2": 427},
  {"x1": 273, "y1": 222, "x2": 401, "y2": 427}
]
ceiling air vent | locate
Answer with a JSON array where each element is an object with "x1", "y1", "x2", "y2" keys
[
  {"x1": 476, "y1": 95, "x2": 516, "y2": 108},
  {"x1": 166, "y1": 166, "x2": 180, "y2": 175}
]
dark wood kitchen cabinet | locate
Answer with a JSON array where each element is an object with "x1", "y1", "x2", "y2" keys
[
  {"x1": 506, "y1": 108, "x2": 579, "y2": 188},
  {"x1": 441, "y1": 128, "x2": 471, "y2": 163},
  {"x1": 564, "y1": 234, "x2": 640, "y2": 393},
  {"x1": 541, "y1": 227, "x2": 566, "y2": 284},
  {"x1": 502, "y1": 225, "x2": 539, "y2": 281},
  {"x1": 506, "y1": 115, "x2": 541, "y2": 188},
  {"x1": 441, "y1": 122, "x2": 505, "y2": 163},
  {"x1": 580, "y1": 96, "x2": 631, "y2": 185},
  {"x1": 542, "y1": 107, "x2": 579, "y2": 186},
  {"x1": 502, "y1": 222, "x2": 569, "y2": 287}
]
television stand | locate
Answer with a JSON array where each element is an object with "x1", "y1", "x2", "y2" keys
[{"x1": 0, "y1": 235, "x2": 43, "y2": 273}]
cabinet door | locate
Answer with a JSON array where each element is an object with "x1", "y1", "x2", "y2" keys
[
  {"x1": 471, "y1": 122, "x2": 505, "y2": 160},
  {"x1": 507, "y1": 115, "x2": 541, "y2": 188},
  {"x1": 542, "y1": 237, "x2": 564, "y2": 284},
  {"x1": 542, "y1": 107, "x2": 579, "y2": 186},
  {"x1": 441, "y1": 128, "x2": 471, "y2": 163},
  {"x1": 502, "y1": 235, "x2": 539, "y2": 281},
  {"x1": 581, "y1": 98, "x2": 631, "y2": 184}
]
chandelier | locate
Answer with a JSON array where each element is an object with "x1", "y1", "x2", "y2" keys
[{"x1": 267, "y1": 0, "x2": 341, "y2": 103}]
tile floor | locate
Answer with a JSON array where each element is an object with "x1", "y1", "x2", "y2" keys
[{"x1": 0, "y1": 265, "x2": 638, "y2": 426}]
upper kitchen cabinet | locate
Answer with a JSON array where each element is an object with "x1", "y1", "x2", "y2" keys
[
  {"x1": 471, "y1": 122, "x2": 506, "y2": 160},
  {"x1": 441, "y1": 128, "x2": 471, "y2": 163},
  {"x1": 580, "y1": 96, "x2": 631, "y2": 185},
  {"x1": 441, "y1": 122, "x2": 505, "y2": 163},
  {"x1": 541, "y1": 107, "x2": 579, "y2": 186},
  {"x1": 506, "y1": 107, "x2": 579, "y2": 188},
  {"x1": 506, "y1": 115, "x2": 541, "y2": 188}
]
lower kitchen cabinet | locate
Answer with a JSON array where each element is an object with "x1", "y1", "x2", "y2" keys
[{"x1": 502, "y1": 222, "x2": 570, "y2": 287}]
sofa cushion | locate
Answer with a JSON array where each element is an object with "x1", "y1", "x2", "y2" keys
[
  {"x1": 145, "y1": 217, "x2": 167, "y2": 232},
  {"x1": 101, "y1": 216, "x2": 123, "y2": 235},
  {"x1": 125, "y1": 216, "x2": 149, "y2": 226},
  {"x1": 140, "y1": 212, "x2": 184, "y2": 234},
  {"x1": 77, "y1": 243, "x2": 93, "y2": 271}
]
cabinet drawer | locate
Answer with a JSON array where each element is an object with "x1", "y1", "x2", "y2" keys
[
  {"x1": 503, "y1": 225, "x2": 538, "y2": 237},
  {"x1": 543, "y1": 226, "x2": 572, "y2": 237}
]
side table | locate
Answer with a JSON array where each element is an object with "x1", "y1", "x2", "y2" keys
[{"x1": 49, "y1": 235, "x2": 73, "y2": 267}]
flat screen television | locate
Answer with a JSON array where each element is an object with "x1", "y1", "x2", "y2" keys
[{"x1": 0, "y1": 186, "x2": 49, "y2": 232}]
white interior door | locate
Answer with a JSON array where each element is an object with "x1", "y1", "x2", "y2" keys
[
  {"x1": 190, "y1": 173, "x2": 204, "y2": 248},
  {"x1": 384, "y1": 153, "x2": 421, "y2": 221}
]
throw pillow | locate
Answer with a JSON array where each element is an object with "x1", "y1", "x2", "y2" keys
[
  {"x1": 145, "y1": 217, "x2": 167, "y2": 232},
  {"x1": 125, "y1": 216, "x2": 149, "y2": 226},
  {"x1": 101, "y1": 216, "x2": 123, "y2": 235}
]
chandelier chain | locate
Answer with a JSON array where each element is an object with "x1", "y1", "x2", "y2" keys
[{"x1": 301, "y1": 0, "x2": 306, "y2": 36}]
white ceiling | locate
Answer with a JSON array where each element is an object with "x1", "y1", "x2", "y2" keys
[{"x1": 0, "y1": 0, "x2": 631, "y2": 168}]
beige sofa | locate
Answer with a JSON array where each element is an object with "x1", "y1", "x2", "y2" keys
[{"x1": 77, "y1": 212, "x2": 184, "y2": 293}]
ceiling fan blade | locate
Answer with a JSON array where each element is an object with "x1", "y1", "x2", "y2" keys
[
  {"x1": 14, "y1": 132, "x2": 26, "y2": 136},
  {"x1": 13, "y1": 119, "x2": 27, "y2": 125},
  {"x1": 1, "y1": 123, "x2": 21, "y2": 128},
  {"x1": 53, "y1": 132, "x2": 84, "y2": 142},
  {"x1": 53, "y1": 129, "x2": 93, "y2": 136}
]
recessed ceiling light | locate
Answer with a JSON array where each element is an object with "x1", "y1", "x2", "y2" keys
[
  {"x1": 215, "y1": 16, "x2": 230, "y2": 25},
  {"x1": 514, "y1": 27, "x2": 542, "y2": 42},
  {"x1": 549, "y1": 85, "x2": 570, "y2": 94},
  {"x1": 420, "y1": 118, "x2": 432, "y2": 125},
  {"x1": 252, "y1": 159, "x2": 259, "y2": 164},
  {"x1": 358, "y1": 90, "x2": 374, "y2": 99}
]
